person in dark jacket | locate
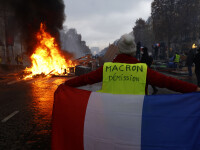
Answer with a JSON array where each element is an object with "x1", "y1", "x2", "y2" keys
[
  {"x1": 186, "y1": 49, "x2": 195, "y2": 77},
  {"x1": 141, "y1": 47, "x2": 158, "y2": 95},
  {"x1": 136, "y1": 41, "x2": 141, "y2": 60},
  {"x1": 193, "y1": 48, "x2": 200, "y2": 86},
  {"x1": 140, "y1": 47, "x2": 153, "y2": 67},
  {"x1": 153, "y1": 44, "x2": 159, "y2": 60}
]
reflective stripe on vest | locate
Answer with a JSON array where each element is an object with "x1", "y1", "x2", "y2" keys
[
  {"x1": 98, "y1": 62, "x2": 147, "y2": 95},
  {"x1": 174, "y1": 54, "x2": 180, "y2": 63}
]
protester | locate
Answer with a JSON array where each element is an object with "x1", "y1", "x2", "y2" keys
[
  {"x1": 15, "y1": 55, "x2": 19, "y2": 65},
  {"x1": 18, "y1": 55, "x2": 23, "y2": 65},
  {"x1": 140, "y1": 47, "x2": 158, "y2": 95},
  {"x1": 173, "y1": 52, "x2": 180, "y2": 69},
  {"x1": 186, "y1": 49, "x2": 195, "y2": 77},
  {"x1": 153, "y1": 43, "x2": 159, "y2": 60},
  {"x1": 136, "y1": 41, "x2": 141, "y2": 60},
  {"x1": 64, "y1": 34, "x2": 200, "y2": 94},
  {"x1": 193, "y1": 48, "x2": 200, "y2": 86}
]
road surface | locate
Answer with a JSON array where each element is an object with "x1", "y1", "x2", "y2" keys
[{"x1": 0, "y1": 72, "x2": 197, "y2": 149}]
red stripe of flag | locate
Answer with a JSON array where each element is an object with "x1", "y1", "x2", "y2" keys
[{"x1": 52, "y1": 85, "x2": 91, "y2": 150}]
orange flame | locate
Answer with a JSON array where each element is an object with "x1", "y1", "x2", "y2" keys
[{"x1": 24, "y1": 23, "x2": 75, "y2": 79}]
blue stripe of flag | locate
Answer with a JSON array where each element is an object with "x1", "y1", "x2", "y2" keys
[{"x1": 141, "y1": 92, "x2": 200, "y2": 150}]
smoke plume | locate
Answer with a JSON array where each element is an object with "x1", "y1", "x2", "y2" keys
[{"x1": 1, "y1": 0, "x2": 65, "y2": 55}]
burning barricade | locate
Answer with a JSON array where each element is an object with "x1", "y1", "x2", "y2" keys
[{"x1": 22, "y1": 23, "x2": 76, "y2": 79}]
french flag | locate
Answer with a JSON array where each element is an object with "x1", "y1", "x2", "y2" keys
[{"x1": 52, "y1": 84, "x2": 200, "y2": 150}]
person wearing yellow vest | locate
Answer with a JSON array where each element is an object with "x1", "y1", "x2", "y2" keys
[
  {"x1": 173, "y1": 52, "x2": 180, "y2": 69},
  {"x1": 98, "y1": 62, "x2": 147, "y2": 95},
  {"x1": 97, "y1": 34, "x2": 148, "y2": 95},
  {"x1": 64, "y1": 34, "x2": 200, "y2": 94}
]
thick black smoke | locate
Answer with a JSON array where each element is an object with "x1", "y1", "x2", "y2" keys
[{"x1": 1, "y1": 0, "x2": 65, "y2": 55}]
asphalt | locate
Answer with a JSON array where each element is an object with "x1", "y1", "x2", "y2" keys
[{"x1": 154, "y1": 66, "x2": 197, "y2": 85}]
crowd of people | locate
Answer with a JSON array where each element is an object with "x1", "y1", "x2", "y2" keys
[
  {"x1": 64, "y1": 34, "x2": 200, "y2": 95},
  {"x1": 136, "y1": 41, "x2": 200, "y2": 89},
  {"x1": 55, "y1": 34, "x2": 200, "y2": 150}
]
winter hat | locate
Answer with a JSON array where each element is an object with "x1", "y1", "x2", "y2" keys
[{"x1": 117, "y1": 34, "x2": 136, "y2": 55}]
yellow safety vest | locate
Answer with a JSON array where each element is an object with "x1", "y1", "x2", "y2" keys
[
  {"x1": 174, "y1": 54, "x2": 180, "y2": 63},
  {"x1": 98, "y1": 62, "x2": 147, "y2": 95}
]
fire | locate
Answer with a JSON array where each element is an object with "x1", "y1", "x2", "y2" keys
[{"x1": 24, "y1": 23, "x2": 75, "y2": 79}]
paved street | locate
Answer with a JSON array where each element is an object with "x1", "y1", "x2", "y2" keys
[
  {"x1": 0, "y1": 76, "x2": 72, "y2": 150},
  {"x1": 149, "y1": 71, "x2": 197, "y2": 95},
  {"x1": 0, "y1": 71, "x2": 198, "y2": 150}
]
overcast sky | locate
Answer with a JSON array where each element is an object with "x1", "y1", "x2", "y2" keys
[{"x1": 63, "y1": 0, "x2": 152, "y2": 50}]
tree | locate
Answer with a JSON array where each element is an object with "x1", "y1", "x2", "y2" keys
[
  {"x1": 152, "y1": 0, "x2": 177, "y2": 51},
  {"x1": 133, "y1": 18, "x2": 154, "y2": 50},
  {"x1": 151, "y1": 0, "x2": 200, "y2": 52},
  {"x1": 133, "y1": 18, "x2": 146, "y2": 43}
]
